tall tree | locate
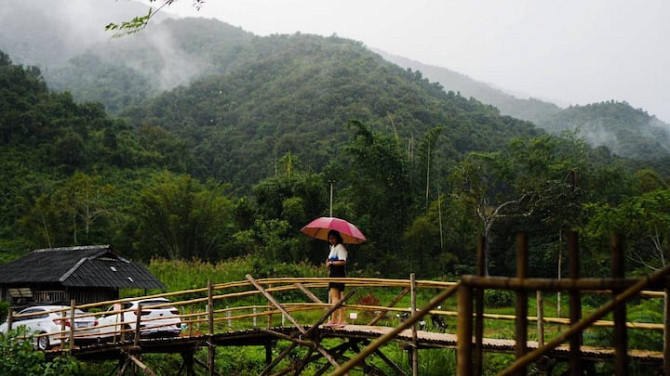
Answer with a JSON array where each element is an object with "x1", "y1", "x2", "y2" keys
[
  {"x1": 342, "y1": 120, "x2": 412, "y2": 275},
  {"x1": 134, "y1": 171, "x2": 233, "y2": 261},
  {"x1": 583, "y1": 189, "x2": 670, "y2": 272}
]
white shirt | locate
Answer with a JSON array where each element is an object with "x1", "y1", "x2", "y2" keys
[{"x1": 328, "y1": 243, "x2": 348, "y2": 261}]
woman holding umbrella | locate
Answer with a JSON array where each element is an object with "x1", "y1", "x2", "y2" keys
[
  {"x1": 326, "y1": 229, "x2": 347, "y2": 327},
  {"x1": 301, "y1": 216, "x2": 365, "y2": 327}
]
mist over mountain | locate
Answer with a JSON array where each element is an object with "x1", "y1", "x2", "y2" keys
[
  {"x1": 380, "y1": 51, "x2": 670, "y2": 160},
  {"x1": 376, "y1": 51, "x2": 564, "y2": 125},
  {"x1": 2, "y1": 1, "x2": 670, "y2": 286},
  {"x1": 541, "y1": 101, "x2": 670, "y2": 160},
  {"x1": 0, "y1": 0, "x2": 150, "y2": 66},
  {"x1": 120, "y1": 32, "x2": 543, "y2": 188},
  {"x1": 1, "y1": 0, "x2": 668, "y2": 162}
]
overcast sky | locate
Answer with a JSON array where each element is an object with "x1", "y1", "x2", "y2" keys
[{"x1": 158, "y1": 0, "x2": 670, "y2": 122}]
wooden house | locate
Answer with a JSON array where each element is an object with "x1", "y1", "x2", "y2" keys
[{"x1": 0, "y1": 245, "x2": 165, "y2": 306}]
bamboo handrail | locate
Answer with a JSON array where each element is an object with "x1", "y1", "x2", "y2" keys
[
  {"x1": 331, "y1": 283, "x2": 461, "y2": 376},
  {"x1": 7, "y1": 276, "x2": 667, "y2": 348},
  {"x1": 498, "y1": 260, "x2": 670, "y2": 375},
  {"x1": 5, "y1": 272, "x2": 667, "y2": 376}
]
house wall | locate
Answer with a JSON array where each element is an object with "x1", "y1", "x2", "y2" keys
[
  {"x1": 1, "y1": 284, "x2": 119, "y2": 307},
  {"x1": 67, "y1": 287, "x2": 118, "y2": 305}
]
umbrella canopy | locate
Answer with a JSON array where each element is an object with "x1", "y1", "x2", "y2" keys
[{"x1": 300, "y1": 217, "x2": 366, "y2": 244}]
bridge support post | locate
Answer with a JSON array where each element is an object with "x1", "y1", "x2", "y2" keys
[
  {"x1": 265, "y1": 340, "x2": 272, "y2": 366},
  {"x1": 180, "y1": 351, "x2": 195, "y2": 376},
  {"x1": 410, "y1": 273, "x2": 418, "y2": 376},
  {"x1": 457, "y1": 284, "x2": 473, "y2": 376},
  {"x1": 6, "y1": 308, "x2": 12, "y2": 331},
  {"x1": 666, "y1": 233, "x2": 670, "y2": 376},
  {"x1": 474, "y1": 235, "x2": 485, "y2": 376},
  {"x1": 611, "y1": 234, "x2": 628, "y2": 376},
  {"x1": 69, "y1": 300, "x2": 76, "y2": 350},
  {"x1": 567, "y1": 231, "x2": 582, "y2": 376},
  {"x1": 515, "y1": 233, "x2": 528, "y2": 376},
  {"x1": 207, "y1": 280, "x2": 216, "y2": 376},
  {"x1": 665, "y1": 283, "x2": 670, "y2": 376}
]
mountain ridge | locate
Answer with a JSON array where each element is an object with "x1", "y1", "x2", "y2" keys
[{"x1": 1, "y1": 1, "x2": 668, "y2": 161}]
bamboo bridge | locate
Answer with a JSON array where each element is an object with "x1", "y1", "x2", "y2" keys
[{"x1": 4, "y1": 233, "x2": 670, "y2": 375}]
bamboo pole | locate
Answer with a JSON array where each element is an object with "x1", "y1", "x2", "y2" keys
[
  {"x1": 664, "y1": 285, "x2": 670, "y2": 376},
  {"x1": 260, "y1": 343, "x2": 299, "y2": 376},
  {"x1": 69, "y1": 300, "x2": 76, "y2": 350},
  {"x1": 611, "y1": 234, "x2": 628, "y2": 376},
  {"x1": 207, "y1": 280, "x2": 215, "y2": 376},
  {"x1": 6, "y1": 309, "x2": 12, "y2": 331},
  {"x1": 514, "y1": 233, "x2": 528, "y2": 376},
  {"x1": 498, "y1": 257, "x2": 670, "y2": 376},
  {"x1": 246, "y1": 275, "x2": 306, "y2": 335},
  {"x1": 127, "y1": 354, "x2": 157, "y2": 376},
  {"x1": 567, "y1": 231, "x2": 582, "y2": 375},
  {"x1": 474, "y1": 235, "x2": 485, "y2": 376},
  {"x1": 133, "y1": 303, "x2": 141, "y2": 346},
  {"x1": 536, "y1": 291, "x2": 544, "y2": 347},
  {"x1": 332, "y1": 283, "x2": 460, "y2": 376},
  {"x1": 366, "y1": 287, "x2": 409, "y2": 326},
  {"x1": 410, "y1": 273, "x2": 418, "y2": 376},
  {"x1": 60, "y1": 310, "x2": 67, "y2": 349},
  {"x1": 460, "y1": 275, "x2": 650, "y2": 291},
  {"x1": 457, "y1": 284, "x2": 473, "y2": 376},
  {"x1": 295, "y1": 283, "x2": 324, "y2": 304},
  {"x1": 267, "y1": 283, "x2": 273, "y2": 329},
  {"x1": 374, "y1": 349, "x2": 408, "y2": 376}
]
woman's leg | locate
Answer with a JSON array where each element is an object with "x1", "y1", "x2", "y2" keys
[
  {"x1": 335, "y1": 290, "x2": 346, "y2": 325},
  {"x1": 328, "y1": 287, "x2": 340, "y2": 324}
]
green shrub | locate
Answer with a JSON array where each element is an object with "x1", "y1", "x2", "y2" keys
[
  {"x1": 0, "y1": 300, "x2": 8, "y2": 322},
  {"x1": 484, "y1": 289, "x2": 514, "y2": 308},
  {"x1": 0, "y1": 328, "x2": 81, "y2": 376}
]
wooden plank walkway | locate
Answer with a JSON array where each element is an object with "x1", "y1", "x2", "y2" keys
[
  {"x1": 56, "y1": 324, "x2": 664, "y2": 365},
  {"x1": 319, "y1": 325, "x2": 663, "y2": 363}
]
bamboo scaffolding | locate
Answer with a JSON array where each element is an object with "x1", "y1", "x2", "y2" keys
[{"x1": 498, "y1": 258, "x2": 670, "y2": 376}]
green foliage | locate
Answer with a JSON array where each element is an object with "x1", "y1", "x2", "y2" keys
[
  {"x1": 540, "y1": 101, "x2": 670, "y2": 161},
  {"x1": 0, "y1": 28, "x2": 667, "y2": 283},
  {"x1": 134, "y1": 171, "x2": 234, "y2": 261},
  {"x1": 0, "y1": 300, "x2": 8, "y2": 322},
  {"x1": 0, "y1": 328, "x2": 81, "y2": 376},
  {"x1": 484, "y1": 289, "x2": 514, "y2": 308},
  {"x1": 104, "y1": 7, "x2": 153, "y2": 36},
  {"x1": 123, "y1": 32, "x2": 540, "y2": 191},
  {"x1": 147, "y1": 257, "x2": 324, "y2": 292}
]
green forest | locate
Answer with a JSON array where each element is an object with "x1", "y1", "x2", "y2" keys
[
  {"x1": 1, "y1": 26, "x2": 669, "y2": 282},
  {"x1": 2, "y1": 13, "x2": 670, "y2": 374}
]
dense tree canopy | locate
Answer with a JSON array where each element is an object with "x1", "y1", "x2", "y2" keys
[{"x1": 0, "y1": 39, "x2": 668, "y2": 279}]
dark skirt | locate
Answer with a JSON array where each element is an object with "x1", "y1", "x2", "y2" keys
[{"x1": 329, "y1": 264, "x2": 346, "y2": 291}]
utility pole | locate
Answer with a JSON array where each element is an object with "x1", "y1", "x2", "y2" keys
[{"x1": 328, "y1": 179, "x2": 336, "y2": 217}]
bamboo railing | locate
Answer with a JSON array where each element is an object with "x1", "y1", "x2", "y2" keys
[{"x1": 3, "y1": 261, "x2": 668, "y2": 375}]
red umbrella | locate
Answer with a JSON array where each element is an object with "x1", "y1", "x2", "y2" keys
[{"x1": 300, "y1": 217, "x2": 366, "y2": 244}]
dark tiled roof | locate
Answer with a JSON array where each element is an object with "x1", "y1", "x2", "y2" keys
[{"x1": 0, "y1": 245, "x2": 165, "y2": 289}]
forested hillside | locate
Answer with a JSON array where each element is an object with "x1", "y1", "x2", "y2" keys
[
  {"x1": 377, "y1": 51, "x2": 564, "y2": 125},
  {"x1": 384, "y1": 52, "x2": 670, "y2": 163},
  {"x1": 123, "y1": 33, "x2": 541, "y2": 190},
  {"x1": 3, "y1": 40, "x2": 669, "y2": 282},
  {"x1": 540, "y1": 101, "x2": 670, "y2": 161},
  {"x1": 3, "y1": 3, "x2": 668, "y2": 165},
  {"x1": 1, "y1": 9, "x2": 669, "y2": 282},
  {"x1": 47, "y1": 18, "x2": 255, "y2": 113}
]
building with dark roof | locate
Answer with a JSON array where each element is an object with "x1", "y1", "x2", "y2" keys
[{"x1": 0, "y1": 245, "x2": 165, "y2": 306}]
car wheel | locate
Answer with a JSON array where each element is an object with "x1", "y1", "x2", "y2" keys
[{"x1": 36, "y1": 334, "x2": 50, "y2": 350}]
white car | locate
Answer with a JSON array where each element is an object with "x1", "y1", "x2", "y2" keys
[
  {"x1": 97, "y1": 297, "x2": 182, "y2": 340},
  {"x1": 0, "y1": 305, "x2": 99, "y2": 350}
]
